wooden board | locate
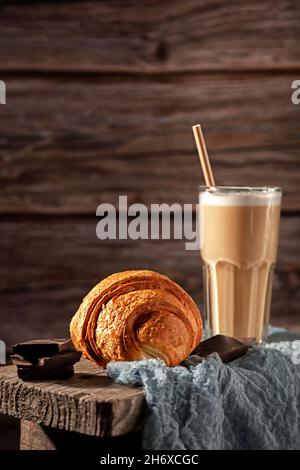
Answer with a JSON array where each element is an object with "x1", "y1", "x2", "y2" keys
[
  {"x1": 1, "y1": 215, "x2": 299, "y2": 347},
  {"x1": 0, "y1": 74, "x2": 299, "y2": 214},
  {"x1": 0, "y1": 1, "x2": 300, "y2": 73},
  {"x1": 0, "y1": 358, "x2": 145, "y2": 437},
  {"x1": 20, "y1": 420, "x2": 59, "y2": 450},
  {"x1": 19, "y1": 419, "x2": 142, "y2": 450}
]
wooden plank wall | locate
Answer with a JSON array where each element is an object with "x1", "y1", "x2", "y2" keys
[{"x1": 0, "y1": 1, "x2": 300, "y2": 347}]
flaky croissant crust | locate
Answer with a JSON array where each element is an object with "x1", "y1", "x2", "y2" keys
[{"x1": 70, "y1": 270, "x2": 202, "y2": 366}]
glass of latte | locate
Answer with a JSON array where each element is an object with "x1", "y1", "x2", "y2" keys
[{"x1": 199, "y1": 186, "x2": 282, "y2": 343}]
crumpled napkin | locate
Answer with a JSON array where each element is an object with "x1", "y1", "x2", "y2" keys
[{"x1": 107, "y1": 332, "x2": 300, "y2": 450}]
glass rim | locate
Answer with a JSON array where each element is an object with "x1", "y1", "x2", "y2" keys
[{"x1": 199, "y1": 185, "x2": 282, "y2": 194}]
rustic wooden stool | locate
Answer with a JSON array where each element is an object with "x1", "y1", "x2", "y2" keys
[{"x1": 0, "y1": 359, "x2": 145, "y2": 450}]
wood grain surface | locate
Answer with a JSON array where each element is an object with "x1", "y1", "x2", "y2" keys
[
  {"x1": 0, "y1": 74, "x2": 299, "y2": 213},
  {"x1": 19, "y1": 419, "x2": 142, "y2": 450},
  {"x1": 0, "y1": 1, "x2": 299, "y2": 351},
  {"x1": 1, "y1": 215, "x2": 299, "y2": 347},
  {"x1": 0, "y1": 1, "x2": 300, "y2": 73},
  {"x1": 20, "y1": 420, "x2": 56, "y2": 450},
  {"x1": 0, "y1": 358, "x2": 145, "y2": 437}
]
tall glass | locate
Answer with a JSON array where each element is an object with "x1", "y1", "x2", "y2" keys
[{"x1": 199, "y1": 186, "x2": 282, "y2": 343}]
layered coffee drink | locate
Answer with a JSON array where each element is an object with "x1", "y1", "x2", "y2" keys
[{"x1": 199, "y1": 187, "x2": 282, "y2": 343}]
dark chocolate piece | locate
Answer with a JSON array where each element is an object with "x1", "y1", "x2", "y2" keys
[
  {"x1": 191, "y1": 334, "x2": 252, "y2": 363},
  {"x1": 17, "y1": 364, "x2": 74, "y2": 381},
  {"x1": 12, "y1": 338, "x2": 75, "y2": 360},
  {"x1": 11, "y1": 350, "x2": 81, "y2": 369}
]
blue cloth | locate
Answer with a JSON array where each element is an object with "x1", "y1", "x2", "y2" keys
[{"x1": 107, "y1": 330, "x2": 300, "y2": 450}]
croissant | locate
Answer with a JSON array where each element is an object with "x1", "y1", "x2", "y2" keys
[{"x1": 70, "y1": 270, "x2": 202, "y2": 367}]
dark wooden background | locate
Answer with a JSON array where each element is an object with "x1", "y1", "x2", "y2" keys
[{"x1": 1, "y1": 0, "x2": 300, "y2": 352}]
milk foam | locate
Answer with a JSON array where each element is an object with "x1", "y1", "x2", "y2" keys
[{"x1": 200, "y1": 188, "x2": 282, "y2": 207}]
